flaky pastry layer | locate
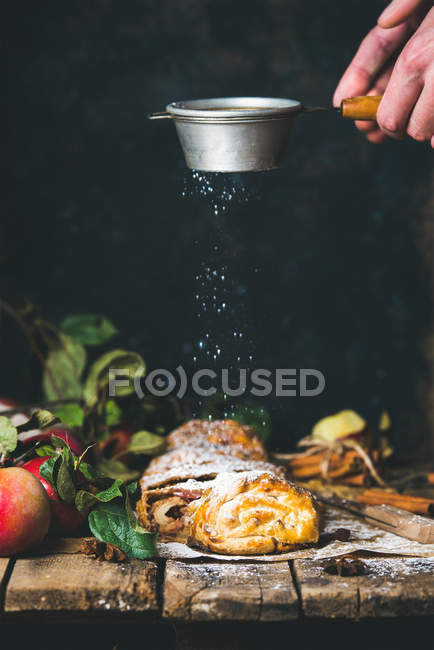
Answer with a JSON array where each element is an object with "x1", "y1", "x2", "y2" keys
[{"x1": 187, "y1": 471, "x2": 320, "y2": 554}]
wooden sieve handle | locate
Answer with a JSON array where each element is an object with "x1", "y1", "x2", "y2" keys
[{"x1": 341, "y1": 95, "x2": 382, "y2": 121}]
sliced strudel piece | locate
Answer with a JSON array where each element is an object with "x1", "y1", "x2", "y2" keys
[
  {"x1": 138, "y1": 459, "x2": 286, "y2": 541},
  {"x1": 137, "y1": 478, "x2": 206, "y2": 540},
  {"x1": 187, "y1": 471, "x2": 320, "y2": 555}
]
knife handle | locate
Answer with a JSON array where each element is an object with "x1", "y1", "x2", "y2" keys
[
  {"x1": 364, "y1": 504, "x2": 434, "y2": 544},
  {"x1": 341, "y1": 96, "x2": 382, "y2": 121}
]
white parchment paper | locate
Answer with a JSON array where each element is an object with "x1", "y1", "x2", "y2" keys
[{"x1": 157, "y1": 507, "x2": 434, "y2": 562}]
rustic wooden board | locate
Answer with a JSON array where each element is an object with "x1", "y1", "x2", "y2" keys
[
  {"x1": 0, "y1": 558, "x2": 12, "y2": 616},
  {"x1": 163, "y1": 560, "x2": 297, "y2": 622},
  {"x1": 3, "y1": 552, "x2": 434, "y2": 622},
  {"x1": 293, "y1": 556, "x2": 434, "y2": 619},
  {"x1": 5, "y1": 554, "x2": 158, "y2": 614},
  {"x1": 0, "y1": 558, "x2": 11, "y2": 585},
  {"x1": 357, "y1": 557, "x2": 434, "y2": 618},
  {"x1": 293, "y1": 558, "x2": 359, "y2": 619}
]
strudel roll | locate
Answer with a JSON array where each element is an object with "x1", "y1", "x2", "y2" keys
[
  {"x1": 137, "y1": 419, "x2": 320, "y2": 554},
  {"x1": 187, "y1": 471, "x2": 320, "y2": 554},
  {"x1": 167, "y1": 419, "x2": 267, "y2": 461},
  {"x1": 138, "y1": 457, "x2": 286, "y2": 540}
]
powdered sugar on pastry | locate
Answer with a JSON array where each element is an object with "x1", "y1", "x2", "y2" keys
[
  {"x1": 187, "y1": 470, "x2": 320, "y2": 555},
  {"x1": 141, "y1": 459, "x2": 286, "y2": 491}
]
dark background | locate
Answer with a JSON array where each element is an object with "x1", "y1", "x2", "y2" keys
[{"x1": 2, "y1": 0, "x2": 433, "y2": 454}]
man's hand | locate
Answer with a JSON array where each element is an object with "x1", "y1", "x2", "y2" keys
[{"x1": 333, "y1": 0, "x2": 434, "y2": 147}]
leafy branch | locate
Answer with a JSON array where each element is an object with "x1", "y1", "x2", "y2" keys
[{"x1": 0, "y1": 298, "x2": 63, "y2": 399}]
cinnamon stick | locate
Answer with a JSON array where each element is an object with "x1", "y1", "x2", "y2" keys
[
  {"x1": 289, "y1": 450, "x2": 362, "y2": 480},
  {"x1": 289, "y1": 450, "x2": 360, "y2": 468},
  {"x1": 339, "y1": 473, "x2": 369, "y2": 486},
  {"x1": 366, "y1": 489, "x2": 434, "y2": 506},
  {"x1": 290, "y1": 461, "x2": 359, "y2": 480},
  {"x1": 357, "y1": 490, "x2": 434, "y2": 516}
]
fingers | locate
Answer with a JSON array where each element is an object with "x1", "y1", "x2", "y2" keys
[
  {"x1": 334, "y1": 3, "x2": 433, "y2": 145},
  {"x1": 366, "y1": 131, "x2": 389, "y2": 144},
  {"x1": 405, "y1": 12, "x2": 434, "y2": 142},
  {"x1": 376, "y1": 10, "x2": 434, "y2": 138},
  {"x1": 355, "y1": 120, "x2": 377, "y2": 132},
  {"x1": 378, "y1": 0, "x2": 426, "y2": 29},
  {"x1": 377, "y1": 74, "x2": 422, "y2": 139},
  {"x1": 333, "y1": 22, "x2": 411, "y2": 106},
  {"x1": 367, "y1": 61, "x2": 395, "y2": 96},
  {"x1": 355, "y1": 122, "x2": 388, "y2": 143},
  {"x1": 407, "y1": 75, "x2": 434, "y2": 141},
  {"x1": 355, "y1": 117, "x2": 389, "y2": 142},
  {"x1": 355, "y1": 65, "x2": 394, "y2": 140}
]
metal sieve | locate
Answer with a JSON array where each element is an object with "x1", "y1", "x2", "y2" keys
[{"x1": 148, "y1": 95, "x2": 381, "y2": 172}]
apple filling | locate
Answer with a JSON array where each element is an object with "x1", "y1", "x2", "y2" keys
[
  {"x1": 151, "y1": 496, "x2": 189, "y2": 535},
  {"x1": 146, "y1": 487, "x2": 204, "y2": 538}
]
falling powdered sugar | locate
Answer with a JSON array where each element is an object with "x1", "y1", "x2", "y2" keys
[{"x1": 181, "y1": 169, "x2": 259, "y2": 418}]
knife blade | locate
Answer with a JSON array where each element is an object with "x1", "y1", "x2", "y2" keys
[{"x1": 316, "y1": 493, "x2": 434, "y2": 544}]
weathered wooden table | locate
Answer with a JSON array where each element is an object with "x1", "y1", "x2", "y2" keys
[{"x1": 1, "y1": 544, "x2": 433, "y2": 650}]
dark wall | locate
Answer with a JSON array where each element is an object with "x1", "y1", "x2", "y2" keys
[{"x1": 3, "y1": 0, "x2": 433, "y2": 453}]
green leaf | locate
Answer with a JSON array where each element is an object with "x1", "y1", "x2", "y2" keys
[
  {"x1": 105, "y1": 400, "x2": 122, "y2": 427},
  {"x1": 17, "y1": 409, "x2": 60, "y2": 433},
  {"x1": 92, "y1": 479, "x2": 123, "y2": 502},
  {"x1": 42, "y1": 334, "x2": 86, "y2": 401},
  {"x1": 50, "y1": 435, "x2": 69, "y2": 449},
  {"x1": 40, "y1": 456, "x2": 61, "y2": 491},
  {"x1": 127, "y1": 430, "x2": 166, "y2": 456},
  {"x1": 88, "y1": 501, "x2": 157, "y2": 559},
  {"x1": 75, "y1": 491, "x2": 97, "y2": 514},
  {"x1": 55, "y1": 448, "x2": 76, "y2": 504},
  {"x1": 75, "y1": 479, "x2": 123, "y2": 514},
  {"x1": 125, "y1": 487, "x2": 148, "y2": 534},
  {"x1": 0, "y1": 416, "x2": 18, "y2": 456},
  {"x1": 83, "y1": 349, "x2": 145, "y2": 407},
  {"x1": 96, "y1": 458, "x2": 140, "y2": 482},
  {"x1": 78, "y1": 461, "x2": 106, "y2": 482},
  {"x1": 126, "y1": 481, "x2": 139, "y2": 496},
  {"x1": 57, "y1": 463, "x2": 75, "y2": 503},
  {"x1": 77, "y1": 461, "x2": 114, "y2": 490},
  {"x1": 60, "y1": 314, "x2": 118, "y2": 346},
  {"x1": 53, "y1": 404, "x2": 85, "y2": 428},
  {"x1": 35, "y1": 444, "x2": 56, "y2": 457}
]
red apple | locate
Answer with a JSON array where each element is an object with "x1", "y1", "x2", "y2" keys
[
  {"x1": 0, "y1": 401, "x2": 84, "y2": 456},
  {"x1": 18, "y1": 425, "x2": 84, "y2": 457},
  {"x1": 22, "y1": 457, "x2": 85, "y2": 535},
  {"x1": 50, "y1": 500, "x2": 86, "y2": 535},
  {"x1": 0, "y1": 467, "x2": 51, "y2": 556},
  {"x1": 22, "y1": 457, "x2": 57, "y2": 499}
]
